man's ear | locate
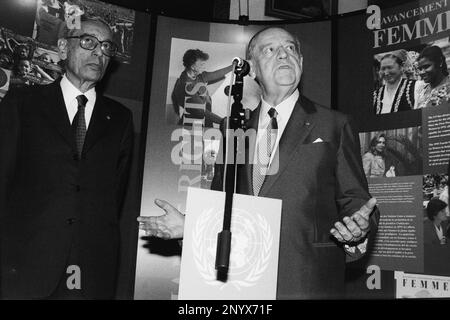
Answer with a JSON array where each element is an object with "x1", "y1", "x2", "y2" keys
[
  {"x1": 299, "y1": 55, "x2": 304, "y2": 73},
  {"x1": 57, "y1": 39, "x2": 68, "y2": 61},
  {"x1": 248, "y1": 60, "x2": 256, "y2": 79}
]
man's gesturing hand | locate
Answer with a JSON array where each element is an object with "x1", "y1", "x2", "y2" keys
[
  {"x1": 137, "y1": 199, "x2": 185, "y2": 240},
  {"x1": 330, "y1": 198, "x2": 377, "y2": 244}
]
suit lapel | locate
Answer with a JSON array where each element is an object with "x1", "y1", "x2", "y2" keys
[
  {"x1": 259, "y1": 96, "x2": 316, "y2": 196},
  {"x1": 40, "y1": 80, "x2": 75, "y2": 149},
  {"x1": 82, "y1": 95, "x2": 111, "y2": 154}
]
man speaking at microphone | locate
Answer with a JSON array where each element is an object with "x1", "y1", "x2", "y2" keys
[{"x1": 138, "y1": 27, "x2": 379, "y2": 299}]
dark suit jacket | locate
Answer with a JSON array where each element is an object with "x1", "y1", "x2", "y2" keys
[
  {"x1": 423, "y1": 219, "x2": 449, "y2": 245},
  {"x1": 212, "y1": 96, "x2": 379, "y2": 299},
  {"x1": 0, "y1": 80, "x2": 133, "y2": 299}
]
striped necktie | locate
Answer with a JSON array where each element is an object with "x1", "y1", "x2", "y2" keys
[{"x1": 252, "y1": 107, "x2": 278, "y2": 196}]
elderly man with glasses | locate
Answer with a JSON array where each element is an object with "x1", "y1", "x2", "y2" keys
[{"x1": 0, "y1": 17, "x2": 133, "y2": 299}]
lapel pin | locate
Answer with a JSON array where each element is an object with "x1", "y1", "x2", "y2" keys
[
  {"x1": 305, "y1": 122, "x2": 310, "y2": 126},
  {"x1": 106, "y1": 115, "x2": 111, "y2": 120}
]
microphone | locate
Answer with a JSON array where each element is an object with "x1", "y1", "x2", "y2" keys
[
  {"x1": 232, "y1": 57, "x2": 250, "y2": 77},
  {"x1": 232, "y1": 57, "x2": 249, "y2": 68}
]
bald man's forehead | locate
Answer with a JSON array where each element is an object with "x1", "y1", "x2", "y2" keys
[
  {"x1": 255, "y1": 28, "x2": 299, "y2": 51},
  {"x1": 258, "y1": 27, "x2": 293, "y2": 40},
  {"x1": 247, "y1": 27, "x2": 301, "y2": 60}
]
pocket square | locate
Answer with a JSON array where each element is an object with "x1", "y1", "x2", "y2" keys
[{"x1": 313, "y1": 138, "x2": 323, "y2": 143}]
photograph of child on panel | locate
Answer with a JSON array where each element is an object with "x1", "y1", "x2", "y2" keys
[
  {"x1": 166, "y1": 38, "x2": 250, "y2": 128},
  {"x1": 171, "y1": 48, "x2": 232, "y2": 127}
]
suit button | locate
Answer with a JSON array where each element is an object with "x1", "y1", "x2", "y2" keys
[
  {"x1": 67, "y1": 218, "x2": 76, "y2": 225},
  {"x1": 76, "y1": 185, "x2": 81, "y2": 192}
]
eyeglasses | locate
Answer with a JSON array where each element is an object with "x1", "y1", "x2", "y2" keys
[{"x1": 66, "y1": 34, "x2": 118, "y2": 57}]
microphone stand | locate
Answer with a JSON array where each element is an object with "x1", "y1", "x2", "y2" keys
[{"x1": 215, "y1": 60, "x2": 250, "y2": 282}]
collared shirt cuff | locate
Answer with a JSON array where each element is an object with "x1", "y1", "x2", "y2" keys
[{"x1": 344, "y1": 238, "x2": 368, "y2": 254}]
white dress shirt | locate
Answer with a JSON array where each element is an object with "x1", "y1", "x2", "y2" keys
[
  {"x1": 254, "y1": 89, "x2": 299, "y2": 165},
  {"x1": 60, "y1": 74, "x2": 96, "y2": 129},
  {"x1": 380, "y1": 80, "x2": 401, "y2": 114}
]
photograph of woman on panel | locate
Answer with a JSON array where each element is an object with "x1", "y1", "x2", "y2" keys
[
  {"x1": 424, "y1": 198, "x2": 449, "y2": 246},
  {"x1": 423, "y1": 196, "x2": 450, "y2": 276},
  {"x1": 416, "y1": 45, "x2": 450, "y2": 109},
  {"x1": 373, "y1": 51, "x2": 419, "y2": 114},
  {"x1": 360, "y1": 127, "x2": 422, "y2": 179},
  {"x1": 362, "y1": 133, "x2": 391, "y2": 178}
]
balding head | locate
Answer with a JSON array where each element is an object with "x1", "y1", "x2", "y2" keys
[
  {"x1": 246, "y1": 27, "x2": 303, "y2": 105},
  {"x1": 246, "y1": 27, "x2": 301, "y2": 61}
]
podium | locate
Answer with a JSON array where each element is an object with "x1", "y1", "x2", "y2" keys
[{"x1": 178, "y1": 187, "x2": 282, "y2": 300}]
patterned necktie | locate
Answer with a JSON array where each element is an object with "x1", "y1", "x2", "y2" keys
[
  {"x1": 252, "y1": 107, "x2": 278, "y2": 196},
  {"x1": 72, "y1": 95, "x2": 88, "y2": 159}
]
